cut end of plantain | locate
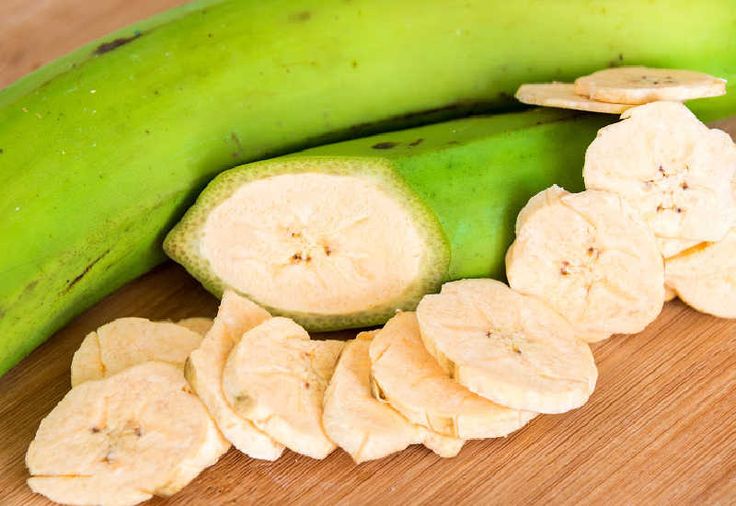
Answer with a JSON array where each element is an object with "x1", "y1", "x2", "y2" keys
[
  {"x1": 574, "y1": 66, "x2": 726, "y2": 105},
  {"x1": 506, "y1": 186, "x2": 664, "y2": 340},
  {"x1": 164, "y1": 158, "x2": 450, "y2": 332},
  {"x1": 369, "y1": 312, "x2": 535, "y2": 439},
  {"x1": 70, "y1": 318, "x2": 203, "y2": 387},
  {"x1": 222, "y1": 317, "x2": 344, "y2": 459},
  {"x1": 26, "y1": 362, "x2": 228, "y2": 506},
  {"x1": 515, "y1": 83, "x2": 632, "y2": 114},
  {"x1": 416, "y1": 279, "x2": 597, "y2": 414}
]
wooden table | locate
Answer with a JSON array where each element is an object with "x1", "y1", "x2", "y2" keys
[{"x1": 0, "y1": 1, "x2": 734, "y2": 504}]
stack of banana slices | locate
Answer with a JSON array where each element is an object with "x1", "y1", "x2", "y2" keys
[{"x1": 26, "y1": 67, "x2": 736, "y2": 506}]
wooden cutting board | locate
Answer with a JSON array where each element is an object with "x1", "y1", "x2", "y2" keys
[{"x1": 0, "y1": 1, "x2": 734, "y2": 504}]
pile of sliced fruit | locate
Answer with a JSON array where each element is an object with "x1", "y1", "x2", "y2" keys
[{"x1": 26, "y1": 67, "x2": 736, "y2": 506}]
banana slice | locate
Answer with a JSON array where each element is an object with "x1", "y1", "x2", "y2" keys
[
  {"x1": 416, "y1": 279, "x2": 597, "y2": 414},
  {"x1": 177, "y1": 317, "x2": 214, "y2": 335},
  {"x1": 222, "y1": 317, "x2": 344, "y2": 459},
  {"x1": 323, "y1": 331, "x2": 465, "y2": 462},
  {"x1": 369, "y1": 312, "x2": 536, "y2": 439},
  {"x1": 583, "y1": 101, "x2": 736, "y2": 258},
  {"x1": 184, "y1": 290, "x2": 284, "y2": 460},
  {"x1": 515, "y1": 83, "x2": 632, "y2": 114},
  {"x1": 27, "y1": 362, "x2": 228, "y2": 506},
  {"x1": 70, "y1": 318, "x2": 203, "y2": 387},
  {"x1": 574, "y1": 67, "x2": 726, "y2": 105},
  {"x1": 665, "y1": 229, "x2": 736, "y2": 318},
  {"x1": 505, "y1": 186, "x2": 664, "y2": 341},
  {"x1": 323, "y1": 331, "x2": 417, "y2": 463}
]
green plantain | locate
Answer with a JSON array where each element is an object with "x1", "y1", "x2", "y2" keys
[{"x1": 2, "y1": 0, "x2": 736, "y2": 374}]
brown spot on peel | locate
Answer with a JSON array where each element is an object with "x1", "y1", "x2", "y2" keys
[
  {"x1": 93, "y1": 32, "x2": 142, "y2": 55},
  {"x1": 61, "y1": 249, "x2": 111, "y2": 294},
  {"x1": 372, "y1": 142, "x2": 398, "y2": 150}
]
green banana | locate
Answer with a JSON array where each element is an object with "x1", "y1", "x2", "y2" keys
[{"x1": 2, "y1": 0, "x2": 736, "y2": 375}]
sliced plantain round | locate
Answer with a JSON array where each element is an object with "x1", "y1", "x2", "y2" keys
[
  {"x1": 184, "y1": 290, "x2": 284, "y2": 461},
  {"x1": 70, "y1": 318, "x2": 204, "y2": 387},
  {"x1": 222, "y1": 317, "x2": 344, "y2": 460},
  {"x1": 515, "y1": 83, "x2": 632, "y2": 114},
  {"x1": 506, "y1": 186, "x2": 664, "y2": 341},
  {"x1": 369, "y1": 311, "x2": 535, "y2": 439},
  {"x1": 583, "y1": 101, "x2": 736, "y2": 258},
  {"x1": 26, "y1": 362, "x2": 228, "y2": 506},
  {"x1": 665, "y1": 229, "x2": 736, "y2": 318},
  {"x1": 416, "y1": 279, "x2": 597, "y2": 414},
  {"x1": 574, "y1": 66, "x2": 726, "y2": 105},
  {"x1": 323, "y1": 331, "x2": 463, "y2": 462}
]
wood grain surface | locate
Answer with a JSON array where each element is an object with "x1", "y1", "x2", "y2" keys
[{"x1": 0, "y1": 1, "x2": 735, "y2": 505}]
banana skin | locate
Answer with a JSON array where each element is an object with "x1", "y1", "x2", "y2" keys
[{"x1": 2, "y1": 0, "x2": 736, "y2": 375}]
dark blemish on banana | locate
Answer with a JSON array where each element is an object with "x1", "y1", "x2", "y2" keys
[
  {"x1": 62, "y1": 249, "x2": 111, "y2": 294},
  {"x1": 289, "y1": 11, "x2": 312, "y2": 22},
  {"x1": 230, "y1": 132, "x2": 245, "y2": 159},
  {"x1": 372, "y1": 142, "x2": 398, "y2": 149},
  {"x1": 408, "y1": 138, "x2": 424, "y2": 147},
  {"x1": 351, "y1": 60, "x2": 358, "y2": 69},
  {"x1": 93, "y1": 32, "x2": 142, "y2": 55}
]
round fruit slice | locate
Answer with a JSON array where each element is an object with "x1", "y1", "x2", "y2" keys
[
  {"x1": 164, "y1": 160, "x2": 449, "y2": 331},
  {"x1": 184, "y1": 290, "x2": 284, "y2": 461},
  {"x1": 583, "y1": 101, "x2": 736, "y2": 258},
  {"x1": 222, "y1": 317, "x2": 345, "y2": 459},
  {"x1": 506, "y1": 186, "x2": 664, "y2": 341},
  {"x1": 26, "y1": 362, "x2": 228, "y2": 506},
  {"x1": 70, "y1": 318, "x2": 203, "y2": 387},
  {"x1": 416, "y1": 279, "x2": 597, "y2": 414},
  {"x1": 665, "y1": 229, "x2": 736, "y2": 318},
  {"x1": 515, "y1": 83, "x2": 632, "y2": 114},
  {"x1": 574, "y1": 67, "x2": 726, "y2": 105},
  {"x1": 369, "y1": 312, "x2": 536, "y2": 438},
  {"x1": 323, "y1": 331, "x2": 417, "y2": 463},
  {"x1": 177, "y1": 317, "x2": 214, "y2": 335},
  {"x1": 323, "y1": 331, "x2": 465, "y2": 462}
]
